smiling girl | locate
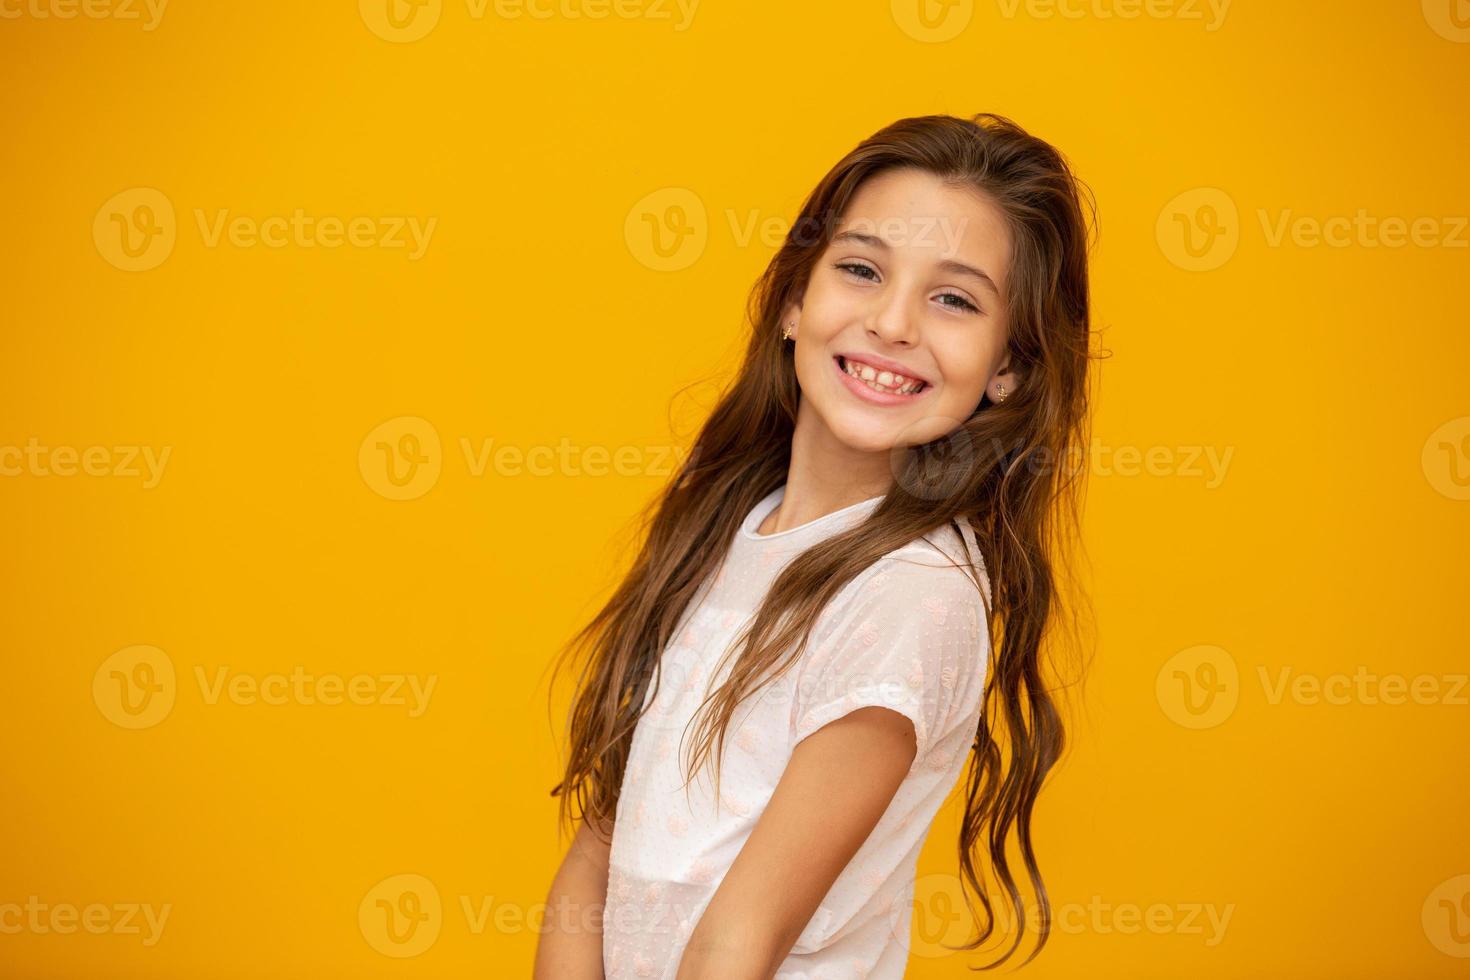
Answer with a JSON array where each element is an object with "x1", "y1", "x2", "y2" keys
[{"x1": 536, "y1": 113, "x2": 1096, "y2": 979}]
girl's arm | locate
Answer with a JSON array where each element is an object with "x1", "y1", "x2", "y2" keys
[
  {"x1": 532, "y1": 813, "x2": 614, "y2": 980},
  {"x1": 674, "y1": 706, "x2": 917, "y2": 980}
]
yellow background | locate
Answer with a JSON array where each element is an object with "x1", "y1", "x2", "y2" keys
[{"x1": 2, "y1": 0, "x2": 1468, "y2": 976}]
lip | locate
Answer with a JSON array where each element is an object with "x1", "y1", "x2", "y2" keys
[{"x1": 832, "y1": 354, "x2": 932, "y2": 406}]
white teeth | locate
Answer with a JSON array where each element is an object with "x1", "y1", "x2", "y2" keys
[{"x1": 842, "y1": 357, "x2": 925, "y2": 395}]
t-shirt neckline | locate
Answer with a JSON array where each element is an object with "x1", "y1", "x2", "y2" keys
[{"x1": 739, "y1": 484, "x2": 885, "y2": 542}]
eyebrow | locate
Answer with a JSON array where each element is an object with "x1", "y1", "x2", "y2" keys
[{"x1": 829, "y1": 229, "x2": 1000, "y2": 297}]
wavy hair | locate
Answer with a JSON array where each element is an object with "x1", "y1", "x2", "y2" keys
[{"x1": 547, "y1": 112, "x2": 1099, "y2": 968}]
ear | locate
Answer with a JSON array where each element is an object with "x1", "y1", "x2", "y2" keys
[
  {"x1": 779, "y1": 297, "x2": 804, "y2": 338},
  {"x1": 985, "y1": 356, "x2": 1021, "y2": 400}
]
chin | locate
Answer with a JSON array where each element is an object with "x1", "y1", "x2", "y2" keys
[{"x1": 824, "y1": 415, "x2": 911, "y2": 456}]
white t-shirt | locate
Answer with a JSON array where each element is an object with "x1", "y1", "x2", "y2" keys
[{"x1": 603, "y1": 484, "x2": 992, "y2": 979}]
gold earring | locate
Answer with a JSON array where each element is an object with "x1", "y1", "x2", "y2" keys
[
  {"x1": 782, "y1": 321, "x2": 794, "y2": 340},
  {"x1": 996, "y1": 384, "x2": 1007, "y2": 403}
]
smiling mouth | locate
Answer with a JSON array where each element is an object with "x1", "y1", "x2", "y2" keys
[{"x1": 835, "y1": 355, "x2": 930, "y2": 396}]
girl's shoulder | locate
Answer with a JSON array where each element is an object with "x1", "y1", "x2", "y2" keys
[
  {"x1": 818, "y1": 517, "x2": 992, "y2": 640},
  {"x1": 875, "y1": 516, "x2": 992, "y2": 607}
]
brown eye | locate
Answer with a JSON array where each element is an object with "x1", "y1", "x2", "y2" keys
[{"x1": 936, "y1": 291, "x2": 981, "y2": 314}]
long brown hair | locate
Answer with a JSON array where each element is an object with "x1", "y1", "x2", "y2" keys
[{"x1": 547, "y1": 112, "x2": 1098, "y2": 968}]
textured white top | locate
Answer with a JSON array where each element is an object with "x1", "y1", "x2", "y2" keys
[{"x1": 603, "y1": 484, "x2": 992, "y2": 979}]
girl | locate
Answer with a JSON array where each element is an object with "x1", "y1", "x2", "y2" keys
[{"x1": 535, "y1": 113, "x2": 1095, "y2": 979}]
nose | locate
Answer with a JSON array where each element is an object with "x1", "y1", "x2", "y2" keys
[{"x1": 865, "y1": 281, "x2": 919, "y2": 347}]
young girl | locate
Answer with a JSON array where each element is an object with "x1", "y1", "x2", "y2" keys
[{"x1": 535, "y1": 113, "x2": 1095, "y2": 979}]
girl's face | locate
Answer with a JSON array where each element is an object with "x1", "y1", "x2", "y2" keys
[{"x1": 783, "y1": 167, "x2": 1015, "y2": 458}]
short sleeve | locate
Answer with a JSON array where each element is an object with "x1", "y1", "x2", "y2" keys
[{"x1": 789, "y1": 557, "x2": 989, "y2": 767}]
